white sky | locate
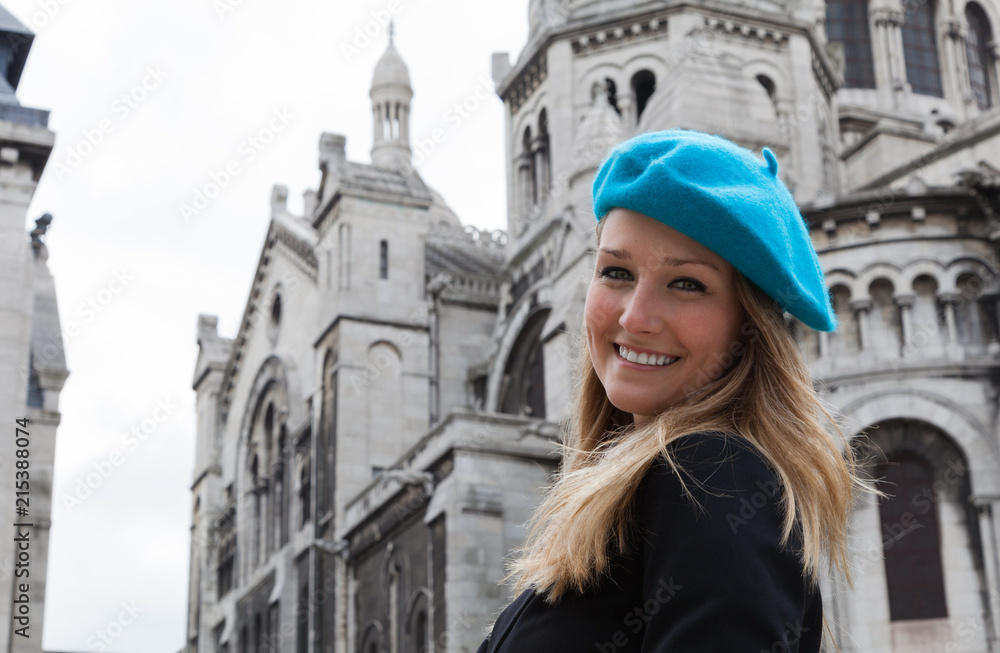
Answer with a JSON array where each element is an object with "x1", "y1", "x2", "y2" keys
[{"x1": 5, "y1": 1, "x2": 528, "y2": 650}]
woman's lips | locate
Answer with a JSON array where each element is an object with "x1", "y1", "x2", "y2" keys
[{"x1": 616, "y1": 344, "x2": 678, "y2": 367}]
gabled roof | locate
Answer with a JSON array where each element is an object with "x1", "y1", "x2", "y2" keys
[
  {"x1": 340, "y1": 161, "x2": 433, "y2": 203},
  {"x1": 312, "y1": 161, "x2": 433, "y2": 228},
  {"x1": 218, "y1": 214, "x2": 318, "y2": 421}
]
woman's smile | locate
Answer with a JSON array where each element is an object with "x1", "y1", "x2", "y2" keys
[{"x1": 615, "y1": 344, "x2": 678, "y2": 367}]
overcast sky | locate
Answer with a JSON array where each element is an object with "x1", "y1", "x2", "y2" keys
[{"x1": 5, "y1": 1, "x2": 527, "y2": 650}]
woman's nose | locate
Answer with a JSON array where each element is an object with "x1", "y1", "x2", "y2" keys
[{"x1": 618, "y1": 282, "x2": 663, "y2": 334}]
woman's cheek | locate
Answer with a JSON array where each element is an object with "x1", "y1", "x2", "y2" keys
[{"x1": 586, "y1": 287, "x2": 618, "y2": 329}]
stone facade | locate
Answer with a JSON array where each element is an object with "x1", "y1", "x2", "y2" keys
[
  {"x1": 185, "y1": 0, "x2": 1000, "y2": 651},
  {"x1": 0, "y1": 5, "x2": 65, "y2": 652}
]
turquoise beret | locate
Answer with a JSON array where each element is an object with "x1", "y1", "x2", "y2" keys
[{"x1": 592, "y1": 129, "x2": 836, "y2": 332}]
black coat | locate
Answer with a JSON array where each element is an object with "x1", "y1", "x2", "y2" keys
[{"x1": 477, "y1": 432, "x2": 822, "y2": 653}]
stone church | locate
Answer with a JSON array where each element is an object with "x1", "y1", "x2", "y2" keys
[
  {"x1": 0, "y1": 5, "x2": 66, "y2": 653},
  {"x1": 184, "y1": 0, "x2": 1000, "y2": 651}
]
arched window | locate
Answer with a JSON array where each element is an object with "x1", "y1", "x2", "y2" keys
[
  {"x1": 524, "y1": 127, "x2": 536, "y2": 206},
  {"x1": 536, "y1": 109, "x2": 551, "y2": 200},
  {"x1": 518, "y1": 127, "x2": 537, "y2": 218},
  {"x1": 631, "y1": 70, "x2": 656, "y2": 122},
  {"x1": 299, "y1": 460, "x2": 311, "y2": 528},
  {"x1": 869, "y1": 278, "x2": 902, "y2": 356},
  {"x1": 757, "y1": 74, "x2": 776, "y2": 101},
  {"x1": 829, "y1": 285, "x2": 859, "y2": 354},
  {"x1": 414, "y1": 610, "x2": 428, "y2": 653},
  {"x1": 408, "y1": 592, "x2": 430, "y2": 653},
  {"x1": 912, "y1": 275, "x2": 946, "y2": 351},
  {"x1": 826, "y1": 0, "x2": 876, "y2": 88},
  {"x1": 877, "y1": 454, "x2": 948, "y2": 620},
  {"x1": 383, "y1": 102, "x2": 393, "y2": 139},
  {"x1": 360, "y1": 624, "x2": 382, "y2": 653},
  {"x1": 250, "y1": 454, "x2": 261, "y2": 567},
  {"x1": 604, "y1": 77, "x2": 620, "y2": 114},
  {"x1": 966, "y1": 2, "x2": 994, "y2": 109},
  {"x1": 902, "y1": 0, "x2": 944, "y2": 96},
  {"x1": 273, "y1": 425, "x2": 288, "y2": 548},
  {"x1": 956, "y1": 273, "x2": 989, "y2": 344},
  {"x1": 499, "y1": 308, "x2": 549, "y2": 418},
  {"x1": 380, "y1": 240, "x2": 389, "y2": 279},
  {"x1": 268, "y1": 294, "x2": 282, "y2": 342}
]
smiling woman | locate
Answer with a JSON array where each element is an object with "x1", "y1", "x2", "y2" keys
[{"x1": 477, "y1": 130, "x2": 865, "y2": 652}]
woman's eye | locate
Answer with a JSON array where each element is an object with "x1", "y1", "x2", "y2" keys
[
  {"x1": 598, "y1": 266, "x2": 632, "y2": 281},
  {"x1": 672, "y1": 278, "x2": 706, "y2": 292}
]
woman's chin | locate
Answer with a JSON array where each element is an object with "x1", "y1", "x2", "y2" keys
[{"x1": 608, "y1": 395, "x2": 670, "y2": 423}]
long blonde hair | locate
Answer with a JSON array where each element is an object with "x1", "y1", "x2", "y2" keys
[{"x1": 508, "y1": 253, "x2": 859, "y2": 603}]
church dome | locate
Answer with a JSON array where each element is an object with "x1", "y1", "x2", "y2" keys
[
  {"x1": 426, "y1": 188, "x2": 462, "y2": 229},
  {"x1": 372, "y1": 43, "x2": 411, "y2": 90}
]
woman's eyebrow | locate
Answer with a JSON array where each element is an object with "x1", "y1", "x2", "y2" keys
[
  {"x1": 661, "y1": 255, "x2": 720, "y2": 271},
  {"x1": 598, "y1": 247, "x2": 719, "y2": 271},
  {"x1": 597, "y1": 246, "x2": 631, "y2": 259}
]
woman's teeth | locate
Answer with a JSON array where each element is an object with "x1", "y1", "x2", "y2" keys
[{"x1": 618, "y1": 345, "x2": 677, "y2": 367}]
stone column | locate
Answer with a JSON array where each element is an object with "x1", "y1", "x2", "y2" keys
[
  {"x1": 872, "y1": 8, "x2": 907, "y2": 97},
  {"x1": 896, "y1": 294, "x2": 915, "y2": 357},
  {"x1": 852, "y1": 299, "x2": 873, "y2": 352},
  {"x1": 972, "y1": 496, "x2": 1000, "y2": 649},
  {"x1": 819, "y1": 330, "x2": 830, "y2": 359},
  {"x1": 531, "y1": 135, "x2": 550, "y2": 204},
  {"x1": 941, "y1": 292, "x2": 960, "y2": 344},
  {"x1": 941, "y1": 291, "x2": 966, "y2": 360},
  {"x1": 944, "y1": 19, "x2": 971, "y2": 110}
]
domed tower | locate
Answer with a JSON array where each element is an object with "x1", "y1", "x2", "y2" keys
[{"x1": 370, "y1": 27, "x2": 413, "y2": 170}]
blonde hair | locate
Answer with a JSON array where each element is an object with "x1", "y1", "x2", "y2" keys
[{"x1": 508, "y1": 243, "x2": 859, "y2": 603}]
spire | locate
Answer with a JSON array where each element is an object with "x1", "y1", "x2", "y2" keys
[{"x1": 370, "y1": 32, "x2": 413, "y2": 170}]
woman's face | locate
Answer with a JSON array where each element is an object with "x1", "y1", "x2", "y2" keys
[{"x1": 584, "y1": 208, "x2": 746, "y2": 425}]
